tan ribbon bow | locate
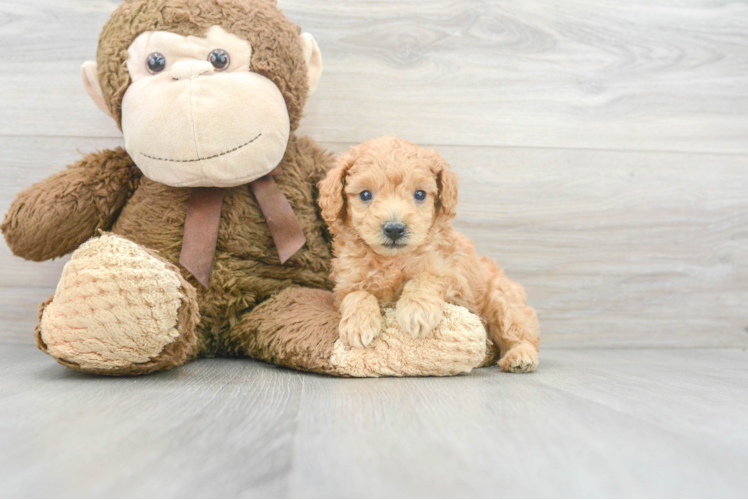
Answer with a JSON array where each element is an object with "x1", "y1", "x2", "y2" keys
[{"x1": 179, "y1": 166, "x2": 306, "y2": 287}]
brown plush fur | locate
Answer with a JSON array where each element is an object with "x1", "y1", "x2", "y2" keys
[
  {"x1": 2, "y1": 148, "x2": 141, "y2": 261},
  {"x1": 227, "y1": 287, "x2": 341, "y2": 374},
  {"x1": 318, "y1": 136, "x2": 540, "y2": 373},
  {"x1": 111, "y1": 136, "x2": 335, "y2": 358},
  {"x1": 2, "y1": 0, "x2": 337, "y2": 375}
]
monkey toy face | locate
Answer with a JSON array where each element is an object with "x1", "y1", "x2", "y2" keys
[
  {"x1": 81, "y1": 5, "x2": 322, "y2": 189},
  {"x1": 121, "y1": 26, "x2": 290, "y2": 188}
]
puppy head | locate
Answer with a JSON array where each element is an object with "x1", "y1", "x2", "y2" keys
[{"x1": 318, "y1": 135, "x2": 458, "y2": 256}]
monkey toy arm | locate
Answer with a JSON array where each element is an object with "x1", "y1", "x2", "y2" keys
[{"x1": 1, "y1": 147, "x2": 141, "y2": 261}]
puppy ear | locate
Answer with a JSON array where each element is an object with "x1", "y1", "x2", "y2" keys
[
  {"x1": 318, "y1": 146, "x2": 360, "y2": 234},
  {"x1": 435, "y1": 158, "x2": 459, "y2": 220}
]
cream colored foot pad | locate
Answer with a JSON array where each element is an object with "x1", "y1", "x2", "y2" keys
[
  {"x1": 330, "y1": 303, "x2": 487, "y2": 377},
  {"x1": 41, "y1": 234, "x2": 184, "y2": 370}
]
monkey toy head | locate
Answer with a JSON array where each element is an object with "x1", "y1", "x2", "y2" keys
[{"x1": 81, "y1": 0, "x2": 322, "y2": 188}]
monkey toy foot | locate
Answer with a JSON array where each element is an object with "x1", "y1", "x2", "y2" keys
[
  {"x1": 330, "y1": 303, "x2": 487, "y2": 377},
  {"x1": 37, "y1": 233, "x2": 200, "y2": 375},
  {"x1": 232, "y1": 289, "x2": 489, "y2": 377}
]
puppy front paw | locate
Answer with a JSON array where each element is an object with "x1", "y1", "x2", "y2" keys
[
  {"x1": 396, "y1": 295, "x2": 445, "y2": 339},
  {"x1": 339, "y1": 309, "x2": 383, "y2": 348},
  {"x1": 498, "y1": 343, "x2": 539, "y2": 373}
]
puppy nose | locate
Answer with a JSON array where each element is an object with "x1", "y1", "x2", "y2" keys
[
  {"x1": 170, "y1": 61, "x2": 214, "y2": 80},
  {"x1": 383, "y1": 223, "x2": 407, "y2": 241}
]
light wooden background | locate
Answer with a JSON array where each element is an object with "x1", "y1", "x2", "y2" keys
[
  {"x1": 1, "y1": 0, "x2": 747, "y2": 349},
  {"x1": 2, "y1": 2, "x2": 748, "y2": 497}
]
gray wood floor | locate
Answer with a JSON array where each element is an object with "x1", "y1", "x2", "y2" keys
[
  {"x1": 1, "y1": 343, "x2": 747, "y2": 498},
  {"x1": 1, "y1": 0, "x2": 748, "y2": 497}
]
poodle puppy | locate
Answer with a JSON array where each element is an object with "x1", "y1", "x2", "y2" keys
[{"x1": 318, "y1": 136, "x2": 540, "y2": 373}]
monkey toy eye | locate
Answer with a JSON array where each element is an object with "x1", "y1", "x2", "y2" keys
[
  {"x1": 208, "y1": 49, "x2": 230, "y2": 71},
  {"x1": 414, "y1": 190, "x2": 427, "y2": 201},
  {"x1": 146, "y1": 52, "x2": 166, "y2": 74},
  {"x1": 359, "y1": 191, "x2": 373, "y2": 202}
]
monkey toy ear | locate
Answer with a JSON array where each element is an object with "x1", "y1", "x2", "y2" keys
[
  {"x1": 81, "y1": 61, "x2": 112, "y2": 118},
  {"x1": 299, "y1": 33, "x2": 323, "y2": 96}
]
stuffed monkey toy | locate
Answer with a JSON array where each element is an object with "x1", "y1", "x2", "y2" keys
[{"x1": 2, "y1": 0, "x2": 495, "y2": 377}]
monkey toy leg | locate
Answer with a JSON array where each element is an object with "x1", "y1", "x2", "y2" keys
[
  {"x1": 36, "y1": 233, "x2": 493, "y2": 377},
  {"x1": 36, "y1": 233, "x2": 200, "y2": 376},
  {"x1": 228, "y1": 287, "x2": 493, "y2": 377}
]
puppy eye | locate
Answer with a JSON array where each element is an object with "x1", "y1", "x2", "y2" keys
[
  {"x1": 359, "y1": 191, "x2": 373, "y2": 202},
  {"x1": 208, "y1": 49, "x2": 230, "y2": 71},
  {"x1": 146, "y1": 52, "x2": 167, "y2": 74},
  {"x1": 414, "y1": 190, "x2": 427, "y2": 201}
]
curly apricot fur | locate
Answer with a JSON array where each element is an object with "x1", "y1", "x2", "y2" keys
[{"x1": 319, "y1": 136, "x2": 540, "y2": 372}]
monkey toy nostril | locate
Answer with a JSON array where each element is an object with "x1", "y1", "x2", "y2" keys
[{"x1": 383, "y1": 223, "x2": 407, "y2": 242}]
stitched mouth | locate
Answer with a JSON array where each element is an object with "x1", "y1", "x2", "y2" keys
[{"x1": 139, "y1": 133, "x2": 262, "y2": 163}]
